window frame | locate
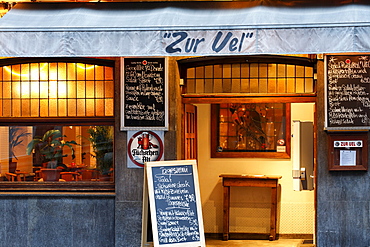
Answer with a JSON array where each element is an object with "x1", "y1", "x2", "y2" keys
[
  {"x1": 0, "y1": 58, "x2": 115, "y2": 193},
  {"x1": 211, "y1": 100, "x2": 291, "y2": 159}
]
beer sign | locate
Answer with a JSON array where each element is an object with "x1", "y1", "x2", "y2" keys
[{"x1": 127, "y1": 131, "x2": 164, "y2": 168}]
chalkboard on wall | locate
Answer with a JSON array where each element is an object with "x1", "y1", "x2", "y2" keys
[
  {"x1": 142, "y1": 160, "x2": 205, "y2": 247},
  {"x1": 121, "y1": 58, "x2": 168, "y2": 131},
  {"x1": 326, "y1": 55, "x2": 370, "y2": 129}
]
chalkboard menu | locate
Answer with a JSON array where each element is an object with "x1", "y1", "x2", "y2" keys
[
  {"x1": 143, "y1": 160, "x2": 205, "y2": 247},
  {"x1": 121, "y1": 58, "x2": 168, "y2": 130},
  {"x1": 326, "y1": 55, "x2": 370, "y2": 129}
]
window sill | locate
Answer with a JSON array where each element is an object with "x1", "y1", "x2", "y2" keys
[{"x1": 0, "y1": 181, "x2": 115, "y2": 193}]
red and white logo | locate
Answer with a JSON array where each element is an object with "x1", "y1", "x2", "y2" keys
[{"x1": 128, "y1": 131, "x2": 164, "y2": 168}]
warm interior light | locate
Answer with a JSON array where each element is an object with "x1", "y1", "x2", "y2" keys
[
  {"x1": 4, "y1": 63, "x2": 48, "y2": 78},
  {"x1": 77, "y1": 63, "x2": 95, "y2": 70}
]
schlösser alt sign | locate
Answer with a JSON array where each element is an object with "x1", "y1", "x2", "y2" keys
[{"x1": 162, "y1": 30, "x2": 255, "y2": 55}]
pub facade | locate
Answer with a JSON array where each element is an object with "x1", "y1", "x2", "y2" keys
[{"x1": 0, "y1": 1, "x2": 369, "y2": 247}]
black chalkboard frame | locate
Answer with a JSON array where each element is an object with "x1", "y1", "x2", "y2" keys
[
  {"x1": 142, "y1": 160, "x2": 205, "y2": 247},
  {"x1": 325, "y1": 54, "x2": 370, "y2": 130},
  {"x1": 121, "y1": 57, "x2": 169, "y2": 131}
]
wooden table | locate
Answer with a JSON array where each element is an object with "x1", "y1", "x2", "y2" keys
[{"x1": 219, "y1": 174, "x2": 282, "y2": 241}]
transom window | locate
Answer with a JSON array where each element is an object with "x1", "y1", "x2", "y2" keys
[{"x1": 183, "y1": 56, "x2": 314, "y2": 94}]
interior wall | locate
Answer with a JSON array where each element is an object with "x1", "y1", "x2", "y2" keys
[{"x1": 196, "y1": 103, "x2": 315, "y2": 235}]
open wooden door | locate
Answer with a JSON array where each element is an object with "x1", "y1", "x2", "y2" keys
[{"x1": 184, "y1": 104, "x2": 197, "y2": 160}]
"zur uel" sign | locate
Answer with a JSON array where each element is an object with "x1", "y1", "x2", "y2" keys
[{"x1": 334, "y1": 140, "x2": 363, "y2": 148}]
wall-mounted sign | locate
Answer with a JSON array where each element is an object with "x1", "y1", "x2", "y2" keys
[
  {"x1": 121, "y1": 58, "x2": 168, "y2": 131},
  {"x1": 127, "y1": 131, "x2": 164, "y2": 168},
  {"x1": 325, "y1": 55, "x2": 370, "y2": 130},
  {"x1": 334, "y1": 140, "x2": 363, "y2": 148}
]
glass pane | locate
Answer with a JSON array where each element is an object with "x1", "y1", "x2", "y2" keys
[
  {"x1": 58, "y1": 63, "x2": 67, "y2": 80},
  {"x1": 77, "y1": 99, "x2": 85, "y2": 116},
  {"x1": 105, "y1": 81, "x2": 114, "y2": 98},
  {"x1": 241, "y1": 63, "x2": 249, "y2": 78},
  {"x1": 86, "y1": 81, "x2": 95, "y2": 98},
  {"x1": 259, "y1": 78, "x2": 268, "y2": 93},
  {"x1": 268, "y1": 78, "x2": 277, "y2": 93},
  {"x1": 195, "y1": 66, "x2": 204, "y2": 78},
  {"x1": 287, "y1": 78, "x2": 295, "y2": 93},
  {"x1": 12, "y1": 99, "x2": 21, "y2": 117},
  {"x1": 214, "y1": 79, "x2": 223, "y2": 93},
  {"x1": 67, "y1": 63, "x2": 76, "y2": 81},
  {"x1": 223, "y1": 64, "x2": 231, "y2": 78},
  {"x1": 216, "y1": 103, "x2": 287, "y2": 152},
  {"x1": 49, "y1": 99, "x2": 57, "y2": 116},
  {"x1": 195, "y1": 79, "x2": 205, "y2": 93},
  {"x1": 187, "y1": 68, "x2": 195, "y2": 78},
  {"x1": 231, "y1": 79, "x2": 241, "y2": 93},
  {"x1": 186, "y1": 79, "x2": 195, "y2": 93},
  {"x1": 30, "y1": 99, "x2": 39, "y2": 117},
  {"x1": 95, "y1": 66, "x2": 104, "y2": 81},
  {"x1": 250, "y1": 79, "x2": 259, "y2": 93},
  {"x1": 222, "y1": 79, "x2": 231, "y2": 93},
  {"x1": 214, "y1": 65, "x2": 222, "y2": 78},
  {"x1": 232, "y1": 64, "x2": 241, "y2": 78},
  {"x1": 268, "y1": 64, "x2": 277, "y2": 77},
  {"x1": 278, "y1": 64, "x2": 286, "y2": 77},
  {"x1": 296, "y1": 78, "x2": 305, "y2": 93},
  {"x1": 259, "y1": 64, "x2": 268, "y2": 77},
  {"x1": 105, "y1": 98, "x2": 114, "y2": 116},
  {"x1": 205, "y1": 65, "x2": 213, "y2": 78},
  {"x1": 68, "y1": 99, "x2": 77, "y2": 116},
  {"x1": 204, "y1": 79, "x2": 213, "y2": 93},
  {"x1": 0, "y1": 125, "x2": 114, "y2": 182},
  {"x1": 77, "y1": 81, "x2": 86, "y2": 98},
  {"x1": 296, "y1": 65, "x2": 305, "y2": 77},
  {"x1": 58, "y1": 99, "x2": 67, "y2": 117},
  {"x1": 49, "y1": 81, "x2": 58, "y2": 99},
  {"x1": 21, "y1": 99, "x2": 30, "y2": 117},
  {"x1": 105, "y1": 67, "x2": 113, "y2": 80},
  {"x1": 250, "y1": 64, "x2": 258, "y2": 77},
  {"x1": 86, "y1": 64, "x2": 95, "y2": 81},
  {"x1": 305, "y1": 78, "x2": 314, "y2": 93},
  {"x1": 240, "y1": 79, "x2": 250, "y2": 93},
  {"x1": 49, "y1": 63, "x2": 58, "y2": 81},
  {"x1": 68, "y1": 81, "x2": 77, "y2": 99},
  {"x1": 86, "y1": 99, "x2": 95, "y2": 116},
  {"x1": 287, "y1": 64, "x2": 295, "y2": 77}
]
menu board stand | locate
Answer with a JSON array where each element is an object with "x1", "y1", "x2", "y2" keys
[
  {"x1": 141, "y1": 160, "x2": 205, "y2": 247},
  {"x1": 121, "y1": 57, "x2": 168, "y2": 131}
]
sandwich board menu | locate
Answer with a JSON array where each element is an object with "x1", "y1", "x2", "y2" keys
[{"x1": 141, "y1": 160, "x2": 205, "y2": 247}]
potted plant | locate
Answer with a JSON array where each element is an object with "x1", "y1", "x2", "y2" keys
[
  {"x1": 87, "y1": 126, "x2": 113, "y2": 181},
  {"x1": 9, "y1": 127, "x2": 31, "y2": 173},
  {"x1": 26, "y1": 129, "x2": 78, "y2": 181}
]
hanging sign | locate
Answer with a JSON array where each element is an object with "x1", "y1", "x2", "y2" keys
[
  {"x1": 127, "y1": 131, "x2": 164, "y2": 168},
  {"x1": 121, "y1": 57, "x2": 168, "y2": 131},
  {"x1": 142, "y1": 160, "x2": 205, "y2": 247}
]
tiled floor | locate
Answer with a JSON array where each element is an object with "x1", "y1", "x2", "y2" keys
[{"x1": 205, "y1": 239, "x2": 304, "y2": 247}]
